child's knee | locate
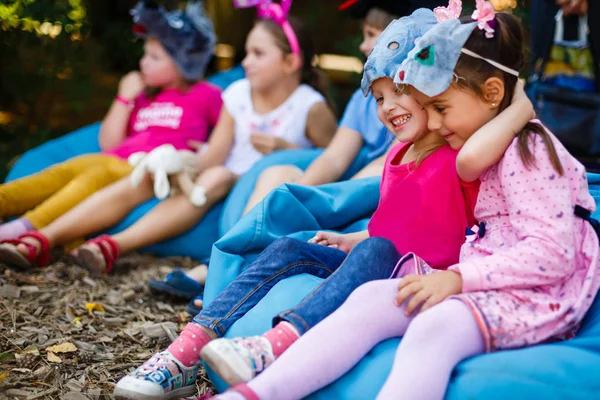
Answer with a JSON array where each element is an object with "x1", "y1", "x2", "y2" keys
[
  {"x1": 346, "y1": 279, "x2": 397, "y2": 308},
  {"x1": 258, "y1": 165, "x2": 303, "y2": 187},
  {"x1": 196, "y1": 167, "x2": 237, "y2": 198},
  {"x1": 404, "y1": 300, "x2": 470, "y2": 343},
  {"x1": 264, "y1": 237, "x2": 307, "y2": 260},
  {"x1": 353, "y1": 237, "x2": 399, "y2": 260}
]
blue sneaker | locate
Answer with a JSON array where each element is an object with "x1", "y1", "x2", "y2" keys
[{"x1": 114, "y1": 351, "x2": 198, "y2": 400}]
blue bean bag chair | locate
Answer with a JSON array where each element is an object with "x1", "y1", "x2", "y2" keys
[
  {"x1": 203, "y1": 174, "x2": 600, "y2": 399},
  {"x1": 3, "y1": 67, "x2": 246, "y2": 263},
  {"x1": 218, "y1": 148, "x2": 372, "y2": 236}
]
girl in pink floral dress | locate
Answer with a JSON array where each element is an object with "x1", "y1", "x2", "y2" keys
[{"x1": 210, "y1": 4, "x2": 600, "y2": 400}]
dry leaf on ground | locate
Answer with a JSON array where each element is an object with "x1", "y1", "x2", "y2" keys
[{"x1": 46, "y1": 342, "x2": 77, "y2": 353}]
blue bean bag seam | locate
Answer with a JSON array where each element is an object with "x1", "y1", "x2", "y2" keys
[{"x1": 246, "y1": 199, "x2": 265, "y2": 253}]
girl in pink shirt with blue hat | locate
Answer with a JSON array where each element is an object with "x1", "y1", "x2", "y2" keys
[{"x1": 210, "y1": 2, "x2": 600, "y2": 400}]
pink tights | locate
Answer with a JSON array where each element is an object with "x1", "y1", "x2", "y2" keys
[{"x1": 225, "y1": 279, "x2": 485, "y2": 400}]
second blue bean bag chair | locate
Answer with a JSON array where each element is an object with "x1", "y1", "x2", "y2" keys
[{"x1": 203, "y1": 175, "x2": 600, "y2": 399}]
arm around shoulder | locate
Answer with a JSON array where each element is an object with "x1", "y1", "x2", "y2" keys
[{"x1": 457, "y1": 86, "x2": 534, "y2": 183}]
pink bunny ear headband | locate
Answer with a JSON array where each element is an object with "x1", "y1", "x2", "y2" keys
[
  {"x1": 233, "y1": 0, "x2": 300, "y2": 56},
  {"x1": 432, "y1": 0, "x2": 518, "y2": 76}
]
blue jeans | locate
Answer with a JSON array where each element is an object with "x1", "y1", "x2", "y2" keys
[{"x1": 193, "y1": 236, "x2": 401, "y2": 337}]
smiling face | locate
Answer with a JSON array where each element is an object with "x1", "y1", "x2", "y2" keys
[
  {"x1": 371, "y1": 77, "x2": 429, "y2": 143},
  {"x1": 139, "y1": 38, "x2": 181, "y2": 88},
  {"x1": 411, "y1": 84, "x2": 498, "y2": 149}
]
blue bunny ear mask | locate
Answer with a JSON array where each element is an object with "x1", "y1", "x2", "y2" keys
[
  {"x1": 131, "y1": 0, "x2": 216, "y2": 80},
  {"x1": 394, "y1": 16, "x2": 520, "y2": 97},
  {"x1": 394, "y1": 18, "x2": 477, "y2": 97},
  {"x1": 360, "y1": 8, "x2": 438, "y2": 96}
]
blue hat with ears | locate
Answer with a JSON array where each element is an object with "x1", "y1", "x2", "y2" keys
[
  {"x1": 394, "y1": 18, "x2": 477, "y2": 97},
  {"x1": 131, "y1": 0, "x2": 216, "y2": 80},
  {"x1": 360, "y1": 8, "x2": 438, "y2": 96}
]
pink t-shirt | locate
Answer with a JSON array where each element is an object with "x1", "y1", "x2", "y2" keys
[
  {"x1": 368, "y1": 142, "x2": 480, "y2": 269},
  {"x1": 106, "y1": 81, "x2": 222, "y2": 159}
]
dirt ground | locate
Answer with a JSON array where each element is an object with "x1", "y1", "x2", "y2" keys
[{"x1": 0, "y1": 252, "x2": 214, "y2": 400}]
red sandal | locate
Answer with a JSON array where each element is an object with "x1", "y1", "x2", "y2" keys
[
  {"x1": 73, "y1": 235, "x2": 120, "y2": 276},
  {"x1": 0, "y1": 231, "x2": 51, "y2": 269}
]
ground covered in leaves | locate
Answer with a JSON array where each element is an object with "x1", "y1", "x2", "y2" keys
[{"x1": 0, "y1": 253, "x2": 213, "y2": 400}]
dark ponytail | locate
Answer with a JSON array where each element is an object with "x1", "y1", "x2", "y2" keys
[{"x1": 454, "y1": 13, "x2": 564, "y2": 175}]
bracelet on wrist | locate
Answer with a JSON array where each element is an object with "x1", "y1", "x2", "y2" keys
[{"x1": 115, "y1": 95, "x2": 135, "y2": 110}]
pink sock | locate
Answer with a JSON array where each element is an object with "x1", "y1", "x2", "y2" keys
[
  {"x1": 263, "y1": 322, "x2": 299, "y2": 357},
  {"x1": 167, "y1": 322, "x2": 212, "y2": 367},
  {"x1": 0, "y1": 218, "x2": 33, "y2": 241}
]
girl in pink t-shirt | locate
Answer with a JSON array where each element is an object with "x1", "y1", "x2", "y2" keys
[
  {"x1": 0, "y1": 1, "x2": 220, "y2": 251},
  {"x1": 214, "y1": 8, "x2": 600, "y2": 400}
]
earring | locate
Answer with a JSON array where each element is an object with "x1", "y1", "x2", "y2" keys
[{"x1": 491, "y1": 102, "x2": 497, "y2": 108}]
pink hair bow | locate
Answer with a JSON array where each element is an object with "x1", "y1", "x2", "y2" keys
[
  {"x1": 472, "y1": 0, "x2": 496, "y2": 38},
  {"x1": 433, "y1": 0, "x2": 462, "y2": 22},
  {"x1": 233, "y1": 0, "x2": 300, "y2": 55}
]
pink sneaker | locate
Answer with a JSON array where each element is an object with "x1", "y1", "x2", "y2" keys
[{"x1": 201, "y1": 337, "x2": 275, "y2": 386}]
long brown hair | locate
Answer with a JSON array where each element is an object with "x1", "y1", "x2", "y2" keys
[
  {"x1": 454, "y1": 13, "x2": 564, "y2": 175},
  {"x1": 256, "y1": 17, "x2": 332, "y2": 107}
]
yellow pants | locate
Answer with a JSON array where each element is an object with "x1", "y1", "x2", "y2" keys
[{"x1": 0, "y1": 154, "x2": 133, "y2": 229}]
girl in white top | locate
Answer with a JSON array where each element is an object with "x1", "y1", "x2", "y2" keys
[
  {"x1": 223, "y1": 77, "x2": 325, "y2": 175},
  {"x1": 7, "y1": 14, "x2": 337, "y2": 275}
]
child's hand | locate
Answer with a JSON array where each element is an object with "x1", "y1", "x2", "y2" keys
[
  {"x1": 308, "y1": 232, "x2": 356, "y2": 253},
  {"x1": 251, "y1": 133, "x2": 281, "y2": 155},
  {"x1": 512, "y1": 81, "x2": 535, "y2": 120},
  {"x1": 396, "y1": 271, "x2": 463, "y2": 315},
  {"x1": 118, "y1": 71, "x2": 145, "y2": 100},
  {"x1": 188, "y1": 140, "x2": 206, "y2": 155}
]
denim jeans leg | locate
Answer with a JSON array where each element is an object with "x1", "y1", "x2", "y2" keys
[
  {"x1": 277, "y1": 237, "x2": 401, "y2": 334},
  {"x1": 193, "y1": 237, "x2": 347, "y2": 337}
]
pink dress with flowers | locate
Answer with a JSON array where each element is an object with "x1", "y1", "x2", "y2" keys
[{"x1": 393, "y1": 123, "x2": 600, "y2": 352}]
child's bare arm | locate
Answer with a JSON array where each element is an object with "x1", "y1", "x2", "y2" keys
[
  {"x1": 456, "y1": 81, "x2": 534, "y2": 182},
  {"x1": 99, "y1": 71, "x2": 145, "y2": 151},
  {"x1": 297, "y1": 127, "x2": 365, "y2": 186},
  {"x1": 305, "y1": 102, "x2": 338, "y2": 148}
]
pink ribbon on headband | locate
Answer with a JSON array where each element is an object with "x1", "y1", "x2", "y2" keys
[
  {"x1": 472, "y1": 0, "x2": 496, "y2": 38},
  {"x1": 233, "y1": 0, "x2": 300, "y2": 56}
]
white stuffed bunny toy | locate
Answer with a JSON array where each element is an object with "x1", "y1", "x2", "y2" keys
[{"x1": 128, "y1": 144, "x2": 207, "y2": 207}]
